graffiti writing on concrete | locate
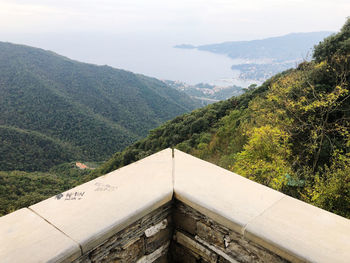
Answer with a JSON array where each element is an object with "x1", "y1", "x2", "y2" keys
[
  {"x1": 54, "y1": 182, "x2": 117, "y2": 200},
  {"x1": 55, "y1": 192, "x2": 85, "y2": 201},
  {"x1": 94, "y1": 182, "x2": 117, "y2": 192}
]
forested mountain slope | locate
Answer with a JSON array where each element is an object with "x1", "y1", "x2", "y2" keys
[
  {"x1": 195, "y1": 31, "x2": 332, "y2": 61},
  {"x1": 95, "y1": 20, "x2": 350, "y2": 218},
  {"x1": 0, "y1": 42, "x2": 199, "y2": 171},
  {"x1": 1, "y1": 20, "x2": 349, "y2": 218}
]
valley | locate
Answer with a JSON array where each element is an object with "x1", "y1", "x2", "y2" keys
[
  {"x1": 0, "y1": 19, "x2": 349, "y2": 223},
  {"x1": 0, "y1": 42, "x2": 200, "y2": 171}
]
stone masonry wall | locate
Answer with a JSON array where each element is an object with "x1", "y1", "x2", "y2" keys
[
  {"x1": 170, "y1": 201, "x2": 289, "y2": 263},
  {"x1": 68, "y1": 200, "x2": 290, "y2": 263},
  {"x1": 73, "y1": 202, "x2": 173, "y2": 263}
]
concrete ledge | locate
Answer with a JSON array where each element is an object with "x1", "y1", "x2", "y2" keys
[
  {"x1": 173, "y1": 149, "x2": 284, "y2": 234},
  {"x1": 173, "y1": 149, "x2": 350, "y2": 263},
  {"x1": 30, "y1": 149, "x2": 173, "y2": 253},
  {"x1": 1, "y1": 148, "x2": 350, "y2": 263},
  {"x1": 0, "y1": 208, "x2": 81, "y2": 263},
  {"x1": 245, "y1": 196, "x2": 350, "y2": 263}
]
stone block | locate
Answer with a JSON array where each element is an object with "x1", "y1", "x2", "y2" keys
[
  {"x1": 174, "y1": 231, "x2": 217, "y2": 263},
  {"x1": 153, "y1": 254, "x2": 168, "y2": 263},
  {"x1": 171, "y1": 243, "x2": 199, "y2": 263},
  {"x1": 145, "y1": 227, "x2": 172, "y2": 254},
  {"x1": 136, "y1": 242, "x2": 169, "y2": 263},
  {"x1": 103, "y1": 237, "x2": 144, "y2": 263},
  {"x1": 73, "y1": 254, "x2": 91, "y2": 263},
  {"x1": 173, "y1": 210, "x2": 197, "y2": 235},
  {"x1": 218, "y1": 257, "x2": 231, "y2": 263},
  {"x1": 197, "y1": 221, "x2": 225, "y2": 249},
  {"x1": 225, "y1": 240, "x2": 286, "y2": 263},
  {"x1": 145, "y1": 219, "x2": 168, "y2": 237}
]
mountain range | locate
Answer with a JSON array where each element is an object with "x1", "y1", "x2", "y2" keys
[
  {"x1": 0, "y1": 42, "x2": 199, "y2": 171},
  {"x1": 95, "y1": 22, "x2": 350, "y2": 218},
  {"x1": 176, "y1": 31, "x2": 333, "y2": 81},
  {"x1": 1, "y1": 20, "x2": 349, "y2": 219}
]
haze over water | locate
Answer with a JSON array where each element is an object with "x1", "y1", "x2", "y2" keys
[{"x1": 3, "y1": 32, "x2": 253, "y2": 87}]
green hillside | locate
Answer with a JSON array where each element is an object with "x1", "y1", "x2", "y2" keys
[
  {"x1": 0, "y1": 20, "x2": 349, "y2": 218},
  {"x1": 0, "y1": 166, "x2": 90, "y2": 215},
  {"x1": 0, "y1": 126, "x2": 79, "y2": 171},
  {"x1": 0, "y1": 42, "x2": 200, "y2": 171},
  {"x1": 95, "y1": 20, "x2": 350, "y2": 218}
]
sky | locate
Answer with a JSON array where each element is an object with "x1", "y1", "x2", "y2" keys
[
  {"x1": 0, "y1": 0, "x2": 348, "y2": 84},
  {"x1": 0, "y1": 0, "x2": 348, "y2": 43}
]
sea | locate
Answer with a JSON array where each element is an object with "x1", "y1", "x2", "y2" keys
[{"x1": 3, "y1": 32, "x2": 258, "y2": 87}]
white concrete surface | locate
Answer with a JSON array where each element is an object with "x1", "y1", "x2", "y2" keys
[
  {"x1": 30, "y1": 149, "x2": 173, "y2": 253},
  {"x1": 0, "y1": 208, "x2": 81, "y2": 263},
  {"x1": 173, "y1": 149, "x2": 285, "y2": 234},
  {"x1": 245, "y1": 195, "x2": 350, "y2": 263}
]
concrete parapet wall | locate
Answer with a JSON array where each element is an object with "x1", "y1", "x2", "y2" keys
[
  {"x1": 173, "y1": 149, "x2": 350, "y2": 263},
  {"x1": 0, "y1": 149, "x2": 174, "y2": 263},
  {"x1": 0, "y1": 148, "x2": 350, "y2": 263}
]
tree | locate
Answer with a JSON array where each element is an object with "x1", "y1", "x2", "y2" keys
[
  {"x1": 231, "y1": 125, "x2": 291, "y2": 190},
  {"x1": 303, "y1": 151, "x2": 350, "y2": 218}
]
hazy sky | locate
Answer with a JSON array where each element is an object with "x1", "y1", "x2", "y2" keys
[
  {"x1": 0, "y1": 0, "x2": 348, "y2": 43},
  {"x1": 0, "y1": 0, "x2": 348, "y2": 84}
]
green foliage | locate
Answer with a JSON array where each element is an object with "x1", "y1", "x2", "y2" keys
[
  {"x1": 303, "y1": 151, "x2": 350, "y2": 218},
  {"x1": 93, "y1": 87, "x2": 265, "y2": 176},
  {"x1": 94, "y1": 20, "x2": 350, "y2": 218},
  {"x1": 0, "y1": 126, "x2": 79, "y2": 171},
  {"x1": 0, "y1": 161, "x2": 102, "y2": 216},
  {"x1": 0, "y1": 42, "x2": 199, "y2": 171},
  {"x1": 231, "y1": 125, "x2": 291, "y2": 190},
  {"x1": 0, "y1": 169, "x2": 75, "y2": 216},
  {"x1": 313, "y1": 18, "x2": 350, "y2": 62},
  {"x1": 1, "y1": 21, "x2": 350, "y2": 219}
]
